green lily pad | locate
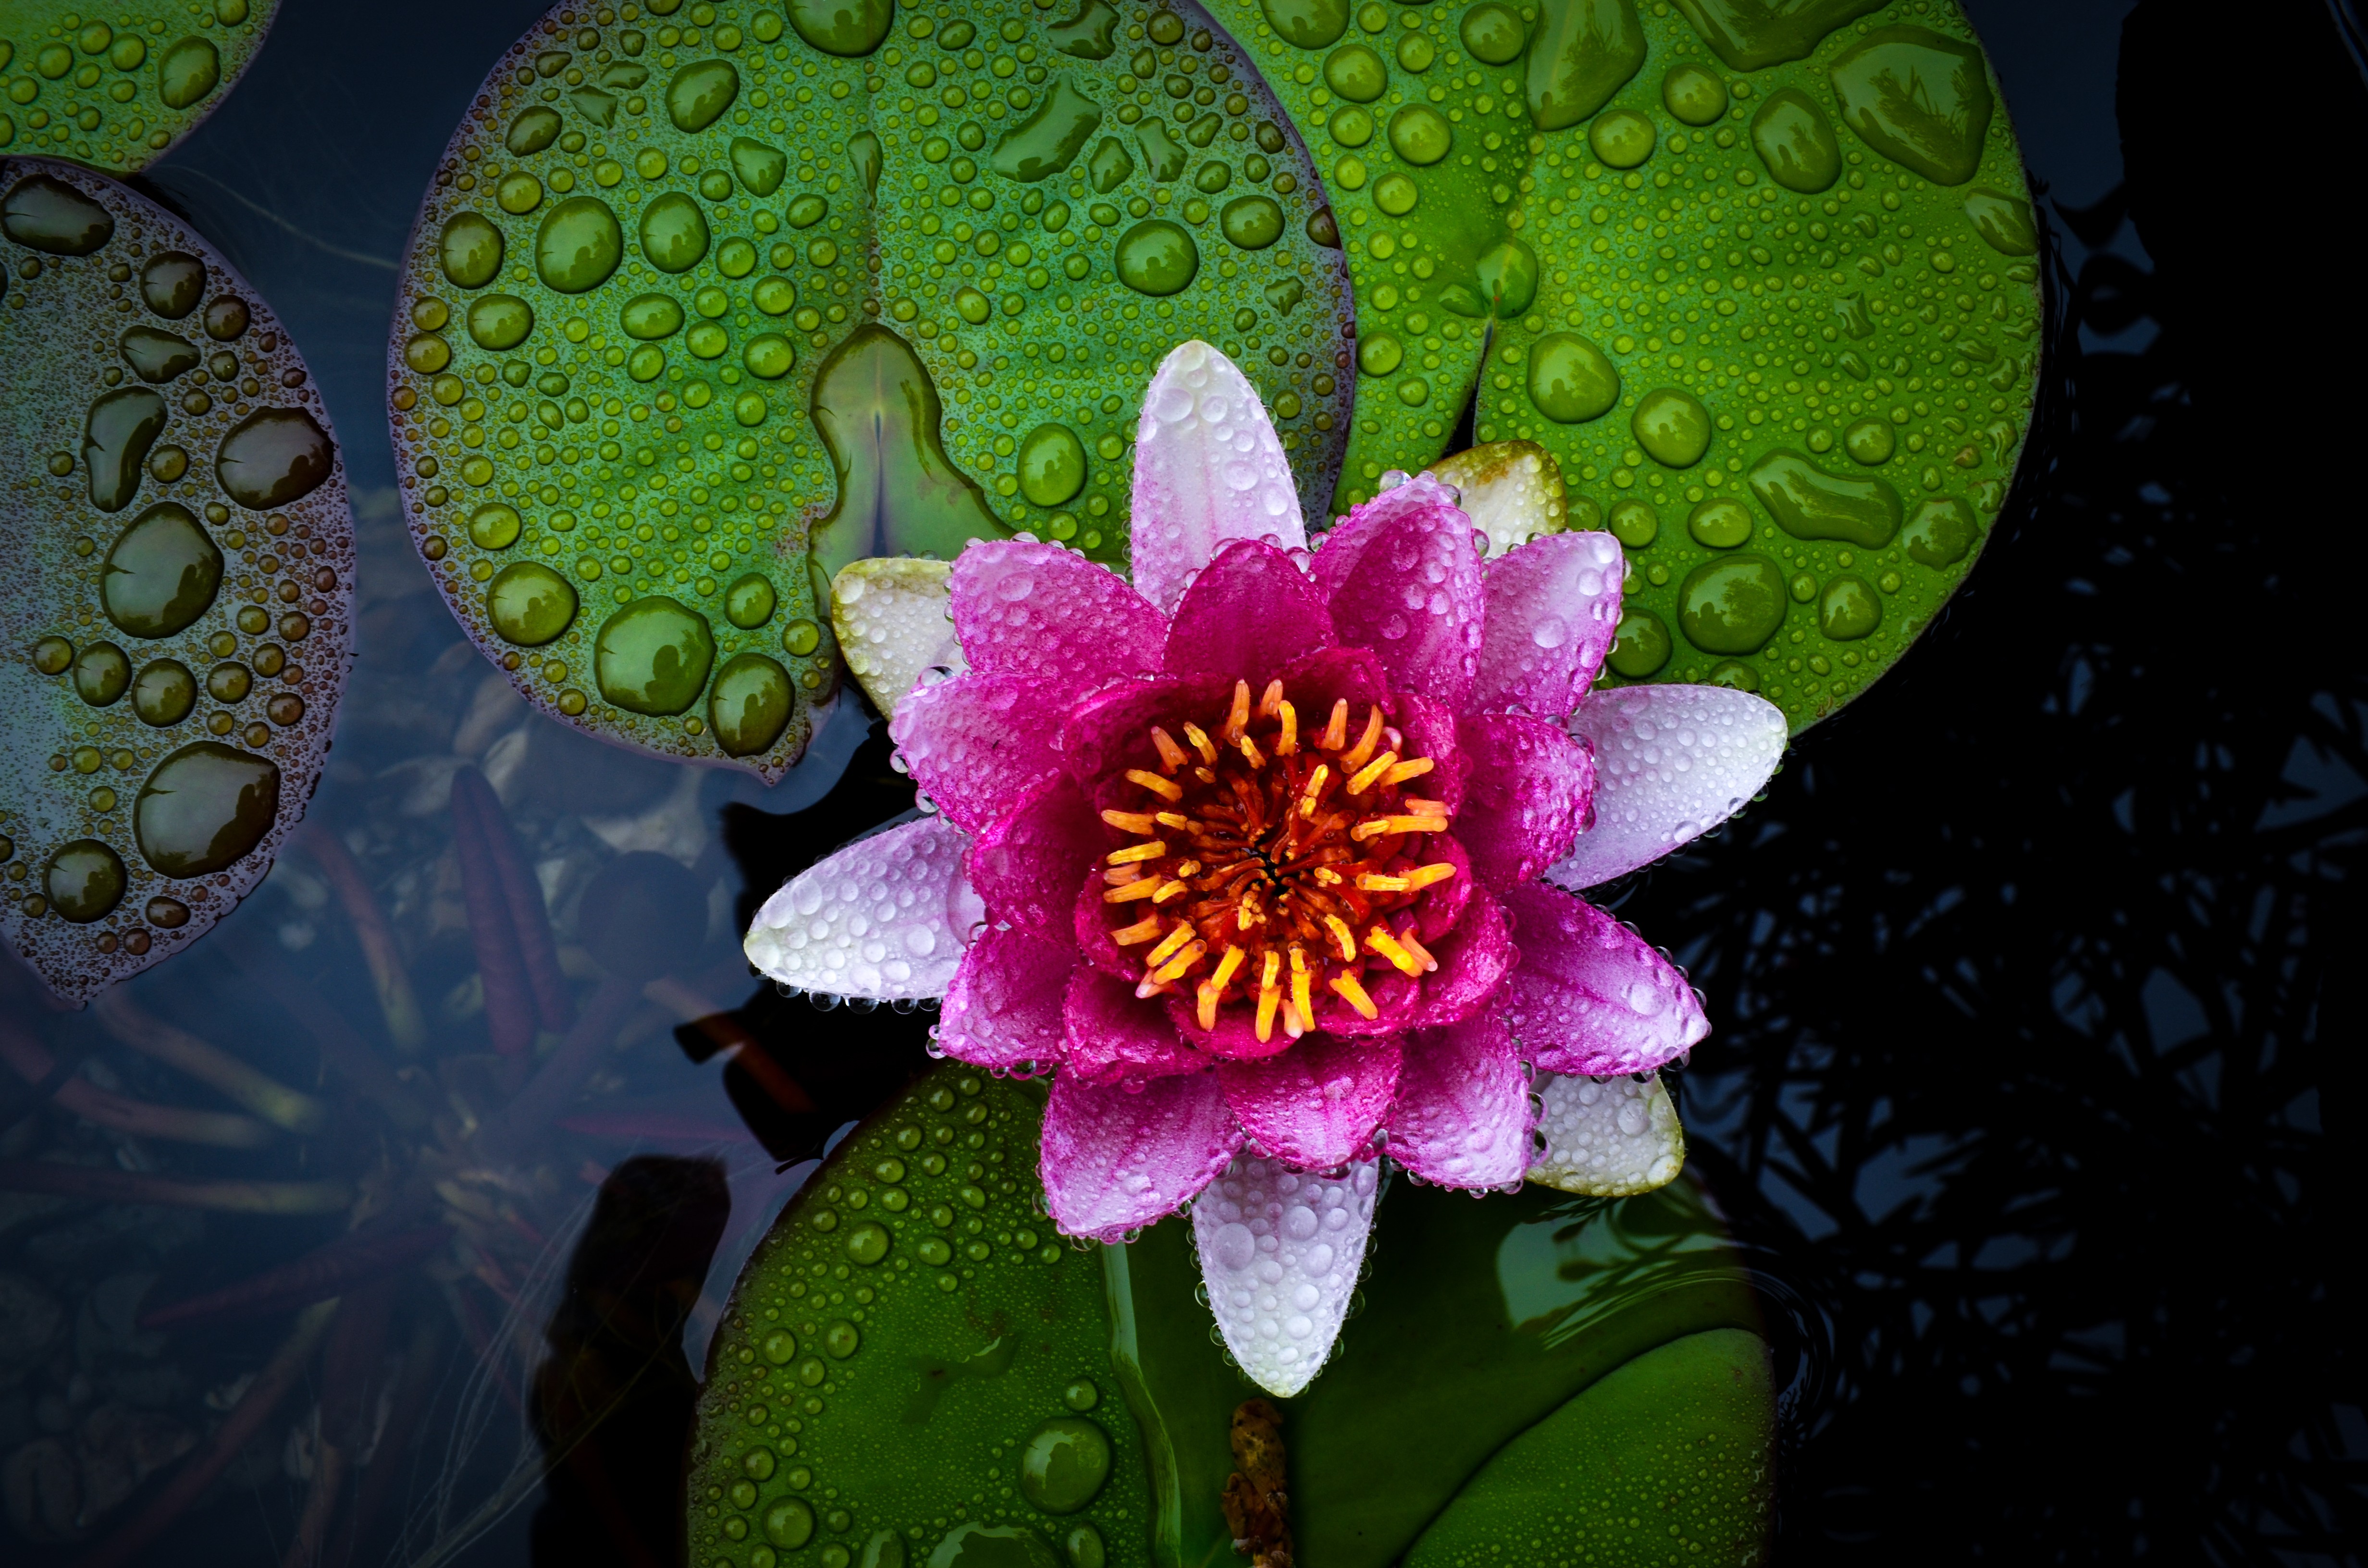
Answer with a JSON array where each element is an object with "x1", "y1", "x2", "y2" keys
[
  {"x1": 0, "y1": 157, "x2": 352, "y2": 1002},
  {"x1": 691, "y1": 1064, "x2": 1774, "y2": 1568},
  {"x1": 1191, "y1": 0, "x2": 2041, "y2": 733},
  {"x1": 0, "y1": 0, "x2": 279, "y2": 173},
  {"x1": 389, "y1": 0, "x2": 1353, "y2": 781}
]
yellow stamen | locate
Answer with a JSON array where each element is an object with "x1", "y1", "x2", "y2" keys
[
  {"x1": 1101, "y1": 809, "x2": 1157, "y2": 834},
  {"x1": 1397, "y1": 926, "x2": 1439, "y2": 973},
  {"x1": 1323, "y1": 914, "x2": 1357, "y2": 961},
  {"x1": 1403, "y1": 861, "x2": 1458, "y2": 892},
  {"x1": 1380, "y1": 757, "x2": 1435, "y2": 787},
  {"x1": 1181, "y1": 723, "x2": 1219, "y2": 765},
  {"x1": 1355, "y1": 872, "x2": 1411, "y2": 893},
  {"x1": 1196, "y1": 978, "x2": 1223, "y2": 1031},
  {"x1": 1104, "y1": 879, "x2": 1162, "y2": 903},
  {"x1": 1155, "y1": 810, "x2": 1192, "y2": 829},
  {"x1": 1340, "y1": 705, "x2": 1385, "y2": 771},
  {"x1": 1255, "y1": 951, "x2": 1283, "y2": 1042},
  {"x1": 1289, "y1": 946, "x2": 1314, "y2": 1029},
  {"x1": 1351, "y1": 815, "x2": 1450, "y2": 842},
  {"x1": 1211, "y1": 944, "x2": 1246, "y2": 992},
  {"x1": 1150, "y1": 727, "x2": 1188, "y2": 772},
  {"x1": 1347, "y1": 751, "x2": 1400, "y2": 796},
  {"x1": 1401, "y1": 797, "x2": 1450, "y2": 817},
  {"x1": 1112, "y1": 913, "x2": 1166, "y2": 945},
  {"x1": 1126, "y1": 768, "x2": 1184, "y2": 802},
  {"x1": 1330, "y1": 971, "x2": 1380, "y2": 1020},
  {"x1": 1282, "y1": 995, "x2": 1307, "y2": 1039},
  {"x1": 1148, "y1": 939, "x2": 1206, "y2": 986},
  {"x1": 1107, "y1": 840, "x2": 1168, "y2": 865},
  {"x1": 1317, "y1": 699, "x2": 1350, "y2": 751},
  {"x1": 1366, "y1": 925, "x2": 1424, "y2": 978},
  {"x1": 1257, "y1": 679, "x2": 1285, "y2": 720},
  {"x1": 1145, "y1": 922, "x2": 1196, "y2": 968},
  {"x1": 1239, "y1": 732, "x2": 1267, "y2": 770},
  {"x1": 1221, "y1": 680, "x2": 1251, "y2": 742},
  {"x1": 1105, "y1": 864, "x2": 1145, "y2": 884},
  {"x1": 1314, "y1": 867, "x2": 1344, "y2": 885},
  {"x1": 1297, "y1": 762, "x2": 1331, "y2": 819},
  {"x1": 1151, "y1": 879, "x2": 1189, "y2": 903}
]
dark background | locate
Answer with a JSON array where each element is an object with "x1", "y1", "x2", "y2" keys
[{"x1": 102, "y1": 0, "x2": 2368, "y2": 1558}]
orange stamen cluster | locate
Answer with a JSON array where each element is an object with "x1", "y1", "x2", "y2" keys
[{"x1": 1098, "y1": 678, "x2": 1458, "y2": 1043}]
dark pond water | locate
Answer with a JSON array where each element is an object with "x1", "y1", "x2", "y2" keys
[{"x1": 2, "y1": 0, "x2": 2361, "y2": 1564}]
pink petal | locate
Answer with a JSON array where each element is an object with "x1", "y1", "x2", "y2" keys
[
  {"x1": 1057, "y1": 672, "x2": 1234, "y2": 795},
  {"x1": 1194, "y1": 1155, "x2": 1379, "y2": 1396},
  {"x1": 888, "y1": 673, "x2": 1068, "y2": 836},
  {"x1": 949, "y1": 539, "x2": 1167, "y2": 698},
  {"x1": 1499, "y1": 882, "x2": 1709, "y2": 1076},
  {"x1": 1472, "y1": 531, "x2": 1626, "y2": 719},
  {"x1": 1311, "y1": 473, "x2": 1483, "y2": 710},
  {"x1": 1164, "y1": 993, "x2": 1301, "y2": 1061},
  {"x1": 1128, "y1": 341, "x2": 1308, "y2": 617},
  {"x1": 1072, "y1": 864, "x2": 1140, "y2": 981},
  {"x1": 743, "y1": 816, "x2": 981, "y2": 999},
  {"x1": 1217, "y1": 1033, "x2": 1402, "y2": 1168},
  {"x1": 1547, "y1": 684, "x2": 1788, "y2": 890},
  {"x1": 1274, "y1": 643, "x2": 1392, "y2": 721},
  {"x1": 1454, "y1": 712, "x2": 1595, "y2": 891},
  {"x1": 1041, "y1": 1069, "x2": 1241, "y2": 1242},
  {"x1": 1396, "y1": 883, "x2": 1513, "y2": 1027},
  {"x1": 1392, "y1": 690, "x2": 1468, "y2": 816},
  {"x1": 1410, "y1": 831, "x2": 1474, "y2": 943},
  {"x1": 1161, "y1": 539, "x2": 1335, "y2": 686},
  {"x1": 937, "y1": 926, "x2": 1074, "y2": 1072},
  {"x1": 965, "y1": 777, "x2": 1104, "y2": 944},
  {"x1": 1064, "y1": 967, "x2": 1203, "y2": 1086},
  {"x1": 1389, "y1": 1008, "x2": 1531, "y2": 1189}
]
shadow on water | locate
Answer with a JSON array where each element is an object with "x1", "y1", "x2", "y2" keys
[{"x1": 1614, "y1": 0, "x2": 2368, "y2": 1556}]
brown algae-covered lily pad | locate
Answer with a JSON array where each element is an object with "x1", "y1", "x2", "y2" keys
[
  {"x1": 0, "y1": 0, "x2": 280, "y2": 173},
  {"x1": 0, "y1": 157, "x2": 352, "y2": 1001},
  {"x1": 386, "y1": 0, "x2": 1352, "y2": 783}
]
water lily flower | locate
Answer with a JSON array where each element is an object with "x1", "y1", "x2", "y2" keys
[{"x1": 746, "y1": 342, "x2": 1786, "y2": 1396}]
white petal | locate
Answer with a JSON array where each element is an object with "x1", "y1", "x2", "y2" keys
[
  {"x1": 742, "y1": 817, "x2": 981, "y2": 1000},
  {"x1": 831, "y1": 558, "x2": 967, "y2": 719},
  {"x1": 1424, "y1": 440, "x2": 1567, "y2": 559},
  {"x1": 1548, "y1": 684, "x2": 1788, "y2": 890},
  {"x1": 1192, "y1": 1154, "x2": 1379, "y2": 1398},
  {"x1": 1527, "y1": 1070, "x2": 1685, "y2": 1197},
  {"x1": 1128, "y1": 341, "x2": 1307, "y2": 615}
]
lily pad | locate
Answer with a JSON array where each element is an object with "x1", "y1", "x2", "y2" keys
[
  {"x1": 690, "y1": 1063, "x2": 1775, "y2": 1568},
  {"x1": 388, "y1": 0, "x2": 1353, "y2": 781},
  {"x1": 0, "y1": 156, "x2": 352, "y2": 1002},
  {"x1": 1190, "y1": 0, "x2": 2041, "y2": 733},
  {"x1": 0, "y1": 0, "x2": 280, "y2": 173}
]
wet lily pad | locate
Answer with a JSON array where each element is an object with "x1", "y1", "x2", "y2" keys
[
  {"x1": 0, "y1": 156, "x2": 352, "y2": 1001},
  {"x1": 0, "y1": 0, "x2": 280, "y2": 173},
  {"x1": 1190, "y1": 0, "x2": 2041, "y2": 733},
  {"x1": 388, "y1": 0, "x2": 1353, "y2": 782},
  {"x1": 690, "y1": 1064, "x2": 1775, "y2": 1568}
]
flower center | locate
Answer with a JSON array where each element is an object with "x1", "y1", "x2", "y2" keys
[{"x1": 1099, "y1": 678, "x2": 1458, "y2": 1044}]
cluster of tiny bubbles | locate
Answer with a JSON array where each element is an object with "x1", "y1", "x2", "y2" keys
[
  {"x1": 685, "y1": 1064, "x2": 1146, "y2": 1568},
  {"x1": 390, "y1": 0, "x2": 1364, "y2": 782},
  {"x1": 1183, "y1": 0, "x2": 2039, "y2": 735},
  {"x1": 0, "y1": 157, "x2": 352, "y2": 1001},
  {"x1": 0, "y1": 0, "x2": 274, "y2": 174}
]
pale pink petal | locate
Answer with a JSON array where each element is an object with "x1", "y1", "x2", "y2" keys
[
  {"x1": 937, "y1": 925, "x2": 1073, "y2": 1072},
  {"x1": 888, "y1": 673, "x2": 1067, "y2": 836},
  {"x1": 1161, "y1": 539, "x2": 1334, "y2": 685},
  {"x1": 1042, "y1": 1069, "x2": 1240, "y2": 1242},
  {"x1": 1217, "y1": 1033, "x2": 1402, "y2": 1168},
  {"x1": 1499, "y1": 883, "x2": 1708, "y2": 1076},
  {"x1": 964, "y1": 777, "x2": 1104, "y2": 944},
  {"x1": 1057, "y1": 673, "x2": 1233, "y2": 796},
  {"x1": 1064, "y1": 967, "x2": 1203, "y2": 1086},
  {"x1": 1194, "y1": 1154, "x2": 1380, "y2": 1396},
  {"x1": 1528, "y1": 1069, "x2": 1685, "y2": 1196},
  {"x1": 742, "y1": 816, "x2": 979, "y2": 1000},
  {"x1": 1472, "y1": 531, "x2": 1626, "y2": 719},
  {"x1": 1546, "y1": 684, "x2": 1788, "y2": 890},
  {"x1": 1388, "y1": 1009, "x2": 1531, "y2": 1189},
  {"x1": 1453, "y1": 713, "x2": 1595, "y2": 891},
  {"x1": 1128, "y1": 340, "x2": 1308, "y2": 616},
  {"x1": 1311, "y1": 473, "x2": 1483, "y2": 710},
  {"x1": 949, "y1": 539, "x2": 1166, "y2": 697}
]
